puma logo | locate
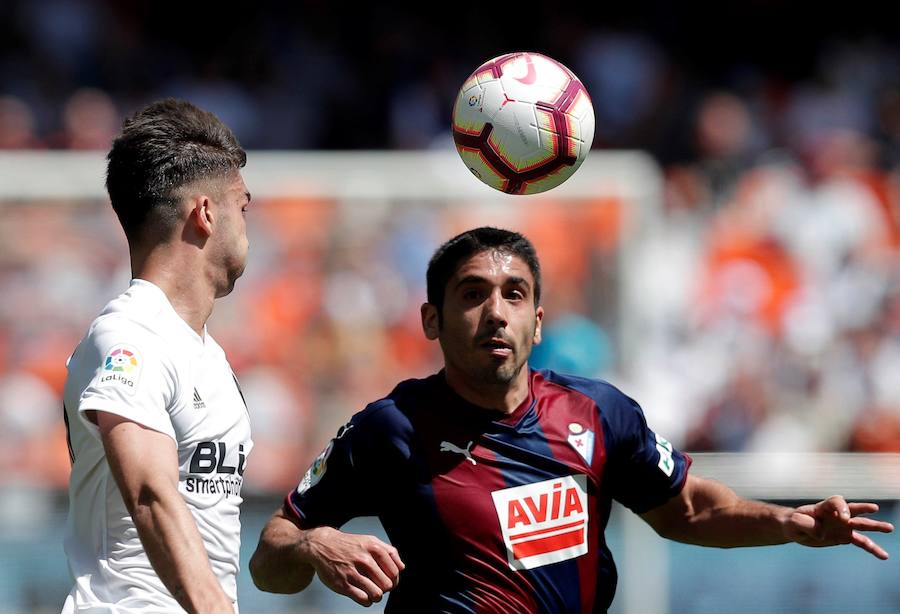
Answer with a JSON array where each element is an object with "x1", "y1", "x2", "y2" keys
[{"x1": 440, "y1": 440, "x2": 476, "y2": 465}]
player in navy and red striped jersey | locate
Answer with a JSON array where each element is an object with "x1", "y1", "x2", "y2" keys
[{"x1": 250, "y1": 227, "x2": 892, "y2": 613}]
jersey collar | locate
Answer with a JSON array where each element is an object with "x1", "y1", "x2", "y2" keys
[
  {"x1": 129, "y1": 278, "x2": 207, "y2": 345},
  {"x1": 435, "y1": 368, "x2": 537, "y2": 429}
]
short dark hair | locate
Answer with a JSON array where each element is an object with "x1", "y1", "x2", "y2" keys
[
  {"x1": 105, "y1": 98, "x2": 246, "y2": 242},
  {"x1": 426, "y1": 227, "x2": 542, "y2": 311}
]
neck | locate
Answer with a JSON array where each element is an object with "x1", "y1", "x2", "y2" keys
[
  {"x1": 444, "y1": 365, "x2": 531, "y2": 414},
  {"x1": 131, "y1": 244, "x2": 215, "y2": 336}
]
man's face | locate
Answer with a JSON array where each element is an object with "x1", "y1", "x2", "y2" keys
[
  {"x1": 211, "y1": 171, "x2": 251, "y2": 297},
  {"x1": 423, "y1": 249, "x2": 543, "y2": 388}
]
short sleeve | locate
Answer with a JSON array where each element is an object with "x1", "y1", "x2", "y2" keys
[
  {"x1": 284, "y1": 412, "x2": 382, "y2": 529},
  {"x1": 601, "y1": 391, "x2": 691, "y2": 514},
  {"x1": 76, "y1": 318, "x2": 177, "y2": 441}
]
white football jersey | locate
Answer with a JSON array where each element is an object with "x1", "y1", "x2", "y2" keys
[{"x1": 62, "y1": 279, "x2": 253, "y2": 612}]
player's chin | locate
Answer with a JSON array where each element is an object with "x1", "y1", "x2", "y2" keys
[
  {"x1": 487, "y1": 361, "x2": 521, "y2": 384},
  {"x1": 218, "y1": 263, "x2": 247, "y2": 297}
]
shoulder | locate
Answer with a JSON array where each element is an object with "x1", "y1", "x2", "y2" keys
[
  {"x1": 89, "y1": 284, "x2": 167, "y2": 340},
  {"x1": 536, "y1": 369, "x2": 636, "y2": 410},
  {"x1": 98, "y1": 282, "x2": 168, "y2": 322},
  {"x1": 351, "y1": 375, "x2": 435, "y2": 428},
  {"x1": 73, "y1": 307, "x2": 180, "y2": 384},
  {"x1": 85, "y1": 313, "x2": 169, "y2": 357},
  {"x1": 342, "y1": 374, "x2": 440, "y2": 446},
  {"x1": 535, "y1": 369, "x2": 647, "y2": 440}
]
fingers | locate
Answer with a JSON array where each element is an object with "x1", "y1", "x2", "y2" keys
[
  {"x1": 346, "y1": 571, "x2": 386, "y2": 606},
  {"x1": 848, "y1": 502, "x2": 880, "y2": 517},
  {"x1": 819, "y1": 495, "x2": 851, "y2": 520},
  {"x1": 315, "y1": 535, "x2": 404, "y2": 607},
  {"x1": 851, "y1": 530, "x2": 890, "y2": 561},
  {"x1": 345, "y1": 542, "x2": 404, "y2": 606},
  {"x1": 343, "y1": 579, "x2": 378, "y2": 607},
  {"x1": 369, "y1": 543, "x2": 404, "y2": 584},
  {"x1": 323, "y1": 563, "x2": 387, "y2": 607},
  {"x1": 389, "y1": 546, "x2": 406, "y2": 573},
  {"x1": 355, "y1": 557, "x2": 395, "y2": 595},
  {"x1": 848, "y1": 517, "x2": 895, "y2": 534},
  {"x1": 818, "y1": 499, "x2": 891, "y2": 526},
  {"x1": 821, "y1": 499, "x2": 882, "y2": 519}
]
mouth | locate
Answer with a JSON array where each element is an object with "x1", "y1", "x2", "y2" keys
[{"x1": 480, "y1": 337, "x2": 513, "y2": 358}]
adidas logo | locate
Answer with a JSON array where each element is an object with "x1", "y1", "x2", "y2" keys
[{"x1": 193, "y1": 388, "x2": 206, "y2": 409}]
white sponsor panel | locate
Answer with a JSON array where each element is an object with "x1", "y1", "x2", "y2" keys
[{"x1": 491, "y1": 474, "x2": 589, "y2": 571}]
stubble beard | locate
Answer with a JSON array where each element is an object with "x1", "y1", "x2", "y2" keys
[
  {"x1": 215, "y1": 241, "x2": 248, "y2": 298},
  {"x1": 471, "y1": 347, "x2": 528, "y2": 387},
  {"x1": 468, "y1": 324, "x2": 535, "y2": 388}
]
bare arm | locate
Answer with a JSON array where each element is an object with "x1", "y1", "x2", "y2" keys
[
  {"x1": 249, "y1": 509, "x2": 316, "y2": 594},
  {"x1": 250, "y1": 508, "x2": 404, "y2": 607},
  {"x1": 640, "y1": 474, "x2": 893, "y2": 559},
  {"x1": 97, "y1": 411, "x2": 233, "y2": 613}
]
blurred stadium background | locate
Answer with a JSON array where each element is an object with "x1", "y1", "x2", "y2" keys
[{"x1": 2, "y1": 2, "x2": 900, "y2": 612}]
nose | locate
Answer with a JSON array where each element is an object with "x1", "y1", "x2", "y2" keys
[{"x1": 483, "y1": 288, "x2": 508, "y2": 328}]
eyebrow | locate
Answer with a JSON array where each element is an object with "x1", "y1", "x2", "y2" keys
[
  {"x1": 245, "y1": 191, "x2": 252, "y2": 203},
  {"x1": 454, "y1": 275, "x2": 532, "y2": 291}
]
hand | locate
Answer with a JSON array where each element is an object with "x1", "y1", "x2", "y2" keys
[
  {"x1": 785, "y1": 495, "x2": 893, "y2": 560},
  {"x1": 303, "y1": 526, "x2": 405, "y2": 606}
]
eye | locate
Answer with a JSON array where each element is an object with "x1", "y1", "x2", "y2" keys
[{"x1": 462, "y1": 289, "x2": 483, "y2": 301}]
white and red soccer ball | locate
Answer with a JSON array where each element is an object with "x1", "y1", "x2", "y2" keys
[{"x1": 452, "y1": 52, "x2": 595, "y2": 195}]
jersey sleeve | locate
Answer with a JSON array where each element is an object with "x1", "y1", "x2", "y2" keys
[
  {"x1": 76, "y1": 317, "x2": 178, "y2": 441},
  {"x1": 601, "y1": 390, "x2": 691, "y2": 514},
  {"x1": 284, "y1": 404, "x2": 390, "y2": 529}
]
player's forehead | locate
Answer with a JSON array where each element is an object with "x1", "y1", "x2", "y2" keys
[{"x1": 450, "y1": 249, "x2": 534, "y2": 285}]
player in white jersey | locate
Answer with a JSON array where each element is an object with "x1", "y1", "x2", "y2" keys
[{"x1": 62, "y1": 99, "x2": 253, "y2": 613}]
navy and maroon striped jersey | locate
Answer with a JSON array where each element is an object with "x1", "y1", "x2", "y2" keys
[{"x1": 284, "y1": 368, "x2": 691, "y2": 613}]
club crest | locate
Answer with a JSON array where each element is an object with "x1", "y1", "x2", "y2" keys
[{"x1": 566, "y1": 422, "x2": 594, "y2": 465}]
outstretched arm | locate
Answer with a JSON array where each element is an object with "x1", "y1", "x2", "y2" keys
[
  {"x1": 640, "y1": 474, "x2": 893, "y2": 559},
  {"x1": 250, "y1": 508, "x2": 405, "y2": 606}
]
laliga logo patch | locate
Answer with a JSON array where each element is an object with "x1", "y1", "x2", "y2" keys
[
  {"x1": 98, "y1": 344, "x2": 141, "y2": 395},
  {"x1": 566, "y1": 422, "x2": 594, "y2": 465},
  {"x1": 105, "y1": 347, "x2": 138, "y2": 373},
  {"x1": 296, "y1": 441, "x2": 334, "y2": 496},
  {"x1": 296, "y1": 422, "x2": 352, "y2": 495},
  {"x1": 655, "y1": 433, "x2": 675, "y2": 477},
  {"x1": 491, "y1": 475, "x2": 589, "y2": 571}
]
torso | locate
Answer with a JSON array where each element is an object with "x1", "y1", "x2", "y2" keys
[{"x1": 63, "y1": 280, "x2": 252, "y2": 610}]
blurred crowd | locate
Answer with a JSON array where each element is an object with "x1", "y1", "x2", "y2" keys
[
  {"x1": 1, "y1": 1, "x2": 899, "y2": 159},
  {"x1": 627, "y1": 133, "x2": 900, "y2": 454},
  {"x1": 1, "y1": 3, "x2": 900, "y2": 492}
]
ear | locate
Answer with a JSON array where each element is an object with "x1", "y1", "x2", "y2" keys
[
  {"x1": 533, "y1": 306, "x2": 544, "y2": 346},
  {"x1": 189, "y1": 194, "x2": 214, "y2": 238},
  {"x1": 421, "y1": 303, "x2": 440, "y2": 340}
]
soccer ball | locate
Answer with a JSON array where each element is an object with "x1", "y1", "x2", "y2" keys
[{"x1": 451, "y1": 52, "x2": 595, "y2": 195}]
